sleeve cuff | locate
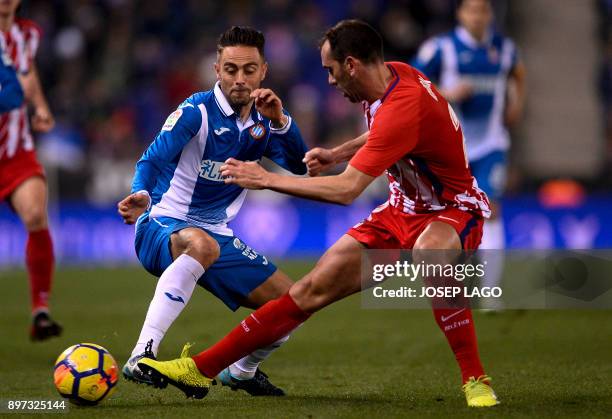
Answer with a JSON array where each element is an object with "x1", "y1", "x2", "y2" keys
[
  {"x1": 134, "y1": 189, "x2": 152, "y2": 210},
  {"x1": 269, "y1": 115, "x2": 292, "y2": 135}
]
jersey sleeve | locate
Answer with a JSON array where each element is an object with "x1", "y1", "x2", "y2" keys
[
  {"x1": 131, "y1": 103, "x2": 202, "y2": 194},
  {"x1": 411, "y1": 38, "x2": 442, "y2": 83},
  {"x1": 263, "y1": 111, "x2": 308, "y2": 175},
  {"x1": 349, "y1": 89, "x2": 422, "y2": 177},
  {"x1": 17, "y1": 19, "x2": 42, "y2": 73},
  {"x1": 0, "y1": 52, "x2": 24, "y2": 112}
]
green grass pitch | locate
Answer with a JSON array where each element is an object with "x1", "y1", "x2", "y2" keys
[{"x1": 1, "y1": 262, "x2": 611, "y2": 418}]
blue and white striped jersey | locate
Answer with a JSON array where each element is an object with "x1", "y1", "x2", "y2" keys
[
  {"x1": 412, "y1": 26, "x2": 518, "y2": 160},
  {"x1": 131, "y1": 82, "x2": 308, "y2": 236}
]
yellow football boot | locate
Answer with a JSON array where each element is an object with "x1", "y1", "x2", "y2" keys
[
  {"x1": 462, "y1": 375, "x2": 500, "y2": 407},
  {"x1": 138, "y1": 356, "x2": 215, "y2": 399}
]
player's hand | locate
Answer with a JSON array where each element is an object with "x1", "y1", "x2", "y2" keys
[
  {"x1": 31, "y1": 106, "x2": 55, "y2": 133},
  {"x1": 251, "y1": 88, "x2": 287, "y2": 128},
  {"x1": 117, "y1": 193, "x2": 150, "y2": 224},
  {"x1": 220, "y1": 158, "x2": 269, "y2": 190},
  {"x1": 303, "y1": 147, "x2": 336, "y2": 176}
]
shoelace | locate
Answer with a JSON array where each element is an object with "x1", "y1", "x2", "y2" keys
[
  {"x1": 144, "y1": 339, "x2": 154, "y2": 357},
  {"x1": 180, "y1": 342, "x2": 194, "y2": 358},
  {"x1": 462, "y1": 375, "x2": 493, "y2": 397}
]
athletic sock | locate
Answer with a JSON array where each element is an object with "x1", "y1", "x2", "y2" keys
[
  {"x1": 192, "y1": 293, "x2": 310, "y2": 378},
  {"x1": 432, "y1": 306, "x2": 485, "y2": 383},
  {"x1": 131, "y1": 254, "x2": 205, "y2": 357},
  {"x1": 229, "y1": 334, "x2": 291, "y2": 380},
  {"x1": 26, "y1": 229, "x2": 54, "y2": 313}
]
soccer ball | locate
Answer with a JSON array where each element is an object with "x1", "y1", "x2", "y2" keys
[{"x1": 53, "y1": 343, "x2": 119, "y2": 406}]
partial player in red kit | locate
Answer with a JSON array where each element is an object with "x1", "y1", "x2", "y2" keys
[
  {"x1": 0, "y1": 0, "x2": 61, "y2": 340},
  {"x1": 138, "y1": 20, "x2": 499, "y2": 407}
]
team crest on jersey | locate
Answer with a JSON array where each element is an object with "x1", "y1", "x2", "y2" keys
[
  {"x1": 162, "y1": 109, "x2": 182, "y2": 131},
  {"x1": 249, "y1": 122, "x2": 266, "y2": 140}
]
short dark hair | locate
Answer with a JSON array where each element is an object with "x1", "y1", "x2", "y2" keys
[
  {"x1": 319, "y1": 19, "x2": 384, "y2": 64},
  {"x1": 217, "y1": 26, "x2": 265, "y2": 58}
]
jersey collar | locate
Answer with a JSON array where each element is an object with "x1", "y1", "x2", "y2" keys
[
  {"x1": 456, "y1": 26, "x2": 493, "y2": 49},
  {"x1": 213, "y1": 81, "x2": 262, "y2": 122},
  {"x1": 213, "y1": 82, "x2": 235, "y2": 117},
  {"x1": 363, "y1": 63, "x2": 399, "y2": 127}
]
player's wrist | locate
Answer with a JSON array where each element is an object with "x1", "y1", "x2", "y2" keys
[
  {"x1": 329, "y1": 146, "x2": 343, "y2": 163},
  {"x1": 262, "y1": 171, "x2": 278, "y2": 189},
  {"x1": 134, "y1": 190, "x2": 152, "y2": 210},
  {"x1": 270, "y1": 114, "x2": 289, "y2": 130}
]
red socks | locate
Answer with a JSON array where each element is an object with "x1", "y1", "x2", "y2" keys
[
  {"x1": 192, "y1": 293, "x2": 310, "y2": 378},
  {"x1": 26, "y1": 229, "x2": 55, "y2": 313},
  {"x1": 190, "y1": 293, "x2": 484, "y2": 383},
  {"x1": 432, "y1": 307, "x2": 485, "y2": 383}
]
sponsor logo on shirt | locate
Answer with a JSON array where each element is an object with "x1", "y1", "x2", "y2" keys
[
  {"x1": 214, "y1": 127, "x2": 230, "y2": 135},
  {"x1": 418, "y1": 76, "x2": 438, "y2": 101},
  {"x1": 199, "y1": 159, "x2": 226, "y2": 182},
  {"x1": 463, "y1": 75, "x2": 500, "y2": 94}
]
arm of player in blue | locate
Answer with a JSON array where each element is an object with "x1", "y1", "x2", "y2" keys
[
  {"x1": 411, "y1": 38, "x2": 442, "y2": 83},
  {"x1": 264, "y1": 111, "x2": 308, "y2": 175},
  {"x1": 0, "y1": 59, "x2": 24, "y2": 113},
  {"x1": 131, "y1": 104, "x2": 202, "y2": 194}
]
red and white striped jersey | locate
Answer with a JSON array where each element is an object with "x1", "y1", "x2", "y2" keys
[
  {"x1": 350, "y1": 62, "x2": 491, "y2": 218},
  {"x1": 0, "y1": 18, "x2": 41, "y2": 161}
]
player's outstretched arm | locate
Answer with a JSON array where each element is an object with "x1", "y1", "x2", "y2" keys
[
  {"x1": 303, "y1": 131, "x2": 368, "y2": 176},
  {"x1": 24, "y1": 63, "x2": 55, "y2": 132},
  {"x1": 221, "y1": 158, "x2": 374, "y2": 205}
]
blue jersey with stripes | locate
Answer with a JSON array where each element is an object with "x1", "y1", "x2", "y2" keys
[
  {"x1": 412, "y1": 27, "x2": 518, "y2": 160},
  {"x1": 131, "y1": 82, "x2": 308, "y2": 236}
]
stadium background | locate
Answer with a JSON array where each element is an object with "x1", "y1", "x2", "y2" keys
[
  {"x1": 1, "y1": 1, "x2": 612, "y2": 417},
  {"x1": 1, "y1": 0, "x2": 612, "y2": 266}
]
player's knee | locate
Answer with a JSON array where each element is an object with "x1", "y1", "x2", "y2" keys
[
  {"x1": 174, "y1": 230, "x2": 220, "y2": 268},
  {"x1": 188, "y1": 234, "x2": 220, "y2": 267},
  {"x1": 414, "y1": 222, "x2": 461, "y2": 252},
  {"x1": 21, "y1": 208, "x2": 48, "y2": 231},
  {"x1": 413, "y1": 228, "x2": 461, "y2": 266},
  {"x1": 414, "y1": 236, "x2": 446, "y2": 251}
]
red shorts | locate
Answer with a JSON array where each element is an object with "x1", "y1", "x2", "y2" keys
[
  {"x1": 347, "y1": 202, "x2": 484, "y2": 250},
  {"x1": 0, "y1": 150, "x2": 45, "y2": 201}
]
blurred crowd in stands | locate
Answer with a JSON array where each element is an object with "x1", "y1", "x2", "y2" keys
[
  {"x1": 16, "y1": 0, "x2": 608, "y2": 204},
  {"x1": 598, "y1": 0, "x2": 612, "y2": 183}
]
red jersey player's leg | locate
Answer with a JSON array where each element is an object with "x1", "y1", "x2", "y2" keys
[
  {"x1": 7, "y1": 155, "x2": 62, "y2": 341},
  {"x1": 412, "y1": 209, "x2": 497, "y2": 407},
  {"x1": 136, "y1": 233, "x2": 367, "y2": 396},
  {"x1": 184, "y1": 204, "x2": 403, "y2": 378},
  {"x1": 355, "y1": 204, "x2": 489, "y2": 386},
  {"x1": 190, "y1": 234, "x2": 365, "y2": 378}
]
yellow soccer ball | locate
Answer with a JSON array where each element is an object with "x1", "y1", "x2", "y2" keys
[{"x1": 53, "y1": 343, "x2": 119, "y2": 405}]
